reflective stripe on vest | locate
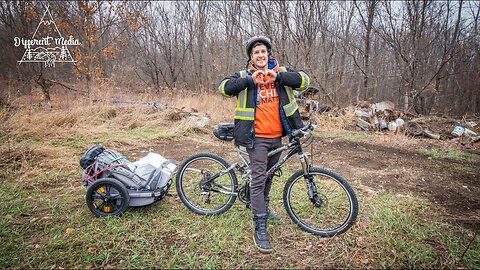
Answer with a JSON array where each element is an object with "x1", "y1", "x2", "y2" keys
[
  {"x1": 283, "y1": 99, "x2": 299, "y2": 117},
  {"x1": 296, "y1": 71, "x2": 310, "y2": 91},
  {"x1": 234, "y1": 107, "x2": 255, "y2": 120},
  {"x1": 234, "y1": 70, "x2": 251, "y2": 119},
  {"x1": 219, "y1": 79, "x2": 229, "y2": 96},
  {"x1": 283, "y1": 86, "x2": 298, "y2": 117},
  {"x1": 237, "y1": 88, "x2": 248, "y2": 109}
]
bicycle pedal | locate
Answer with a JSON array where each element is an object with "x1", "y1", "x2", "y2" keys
[{"x1": 274, "y1": 168, "x2": 283, "y2": 177}]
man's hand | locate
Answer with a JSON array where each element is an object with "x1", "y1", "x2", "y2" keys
[
  {"x1": 251, "y1": 70, "x2": 265, "y2": 84},
  {"x1": 264, "y1": 69, "x2": 277, "y2": 84},
  {"x1": 252, "y1": 70, "x2": 277, "y2": 85}
]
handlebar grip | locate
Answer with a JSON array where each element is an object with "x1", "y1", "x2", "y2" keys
[
  {"x1": 291, "y1": 124, "x2": 314, "y2": 138},
  {"x1": 291, "y1": 129, "x2": 302, "y2": 137},
  {"x1": 302, "y1": 123, "x2": 314, "y2": 132}
]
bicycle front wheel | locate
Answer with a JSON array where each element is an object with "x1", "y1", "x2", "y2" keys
[
  {"x1": 175, "y1": 153, "x2": 238, "y2": 215},
  {"x1": 283, "y1": 168, "x2": 358, "y2": 237}
]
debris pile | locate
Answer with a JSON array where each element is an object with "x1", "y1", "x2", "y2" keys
[
  {"x1": 349, "y1": 100, "x2": 479, "y2": 142},
  {"x1": 354, "y1": 101, "x2": 407, "y2": 133}
]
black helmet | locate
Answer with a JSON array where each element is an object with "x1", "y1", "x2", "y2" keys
[{"x1": 245, "y1": 35, "x2": 272, "y2": 57}]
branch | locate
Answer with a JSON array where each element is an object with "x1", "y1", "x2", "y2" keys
[
  {"x1": 315, "y1": 83, "x2": 338, "y2": 107},
  {"x1": 353, "y1": 0, "x2": 368, "y2": 29},
  {"x1": 134, "y1": 69, "x2": 150, "y2": 88},
  {"x1": 45, "y1": 79, "x2": 88, "y2": 96},
  {"x1": 342, "y1": 46, "x2": 366, "y2": 77}
]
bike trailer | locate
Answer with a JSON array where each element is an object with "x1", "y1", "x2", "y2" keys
[{"x1": 80, "y1": 144, "x2": 177, "y2": 217}]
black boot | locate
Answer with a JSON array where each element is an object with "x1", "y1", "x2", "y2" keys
[
  {"x1": 265, "y1": 197, "x2": 281, "y2": 222},
  {"x1": 253, "y1": 213, "x2": 273, "y2": 253}
]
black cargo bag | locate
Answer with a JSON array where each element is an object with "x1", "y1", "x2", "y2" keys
[
  {"x1": 213, "y1": 123, "x2": 234, "y2": 141},
  {"x1": 80, "y1": 144, "x2": 105, "y2": 169}
]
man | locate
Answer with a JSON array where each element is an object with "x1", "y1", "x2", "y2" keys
[{"x1": 218, "y1": 35, "x2": 310, "y2": 253}]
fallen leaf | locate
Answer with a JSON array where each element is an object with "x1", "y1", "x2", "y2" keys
[{"x1": 65, "y1": 228, "x2": 74, "y2": 235}]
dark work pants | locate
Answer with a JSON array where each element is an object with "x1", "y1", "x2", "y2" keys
[{"x1": 247, "y1": 137, "x2": 282, "y2": 215}]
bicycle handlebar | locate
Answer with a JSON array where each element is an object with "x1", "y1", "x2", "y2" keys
[{"x1": 291, "y1": 123, "x2": 315, "y2": 139}]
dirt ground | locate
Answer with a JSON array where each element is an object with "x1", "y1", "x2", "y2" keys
[
  {"x1": 133, "y1": 128, "x2": 480, "y2": 234},
  {"x1": 314, "y1": 135, "x2": 480, "y2": 233}
]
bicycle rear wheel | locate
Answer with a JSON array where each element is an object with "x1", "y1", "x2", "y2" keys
[
  {"x1": 175, "y1": 153, "x2": 238, "y2": 215},
  {"x1": 283, "y1": 168, "x2": 358, "y2": 237}
]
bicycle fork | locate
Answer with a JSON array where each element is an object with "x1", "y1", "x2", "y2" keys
[{"x1": 299, "y1": 153, "x2": 323, "y2": 208}]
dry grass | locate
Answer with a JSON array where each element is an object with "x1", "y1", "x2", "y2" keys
[
  {"x1": 314, "y1": 111, "x2": 356, "y2": 131},
  {"x1": 168, "y1": 91, "x2": 236, "y2": 124},
  {"x1": 0, "y1": 142, "x2": 71, "y2": 184},
  {"x1": 0, "y1": 143, "x2": 39, "y2": 177},
  {"x1": 4, "y1": 89, "x2": 476, "y2": 157},
  {"x1": 0, "y1": 98, "x2": 220, "y2": 156},
  {"x1": 1, "y1": 90, "x2": 238, "y2": 145},
  {"x1": 4, "y1": 106, "x2": 106, "y2": 139}
]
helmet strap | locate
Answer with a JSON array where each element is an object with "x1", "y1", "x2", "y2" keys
[{"x1": 245, "y1": 58, "x2": 251, "y2": 69}]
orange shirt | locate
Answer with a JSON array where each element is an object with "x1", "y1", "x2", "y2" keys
[{"x1": 255, "y1": 81, "x2": 283, "y2": 138}]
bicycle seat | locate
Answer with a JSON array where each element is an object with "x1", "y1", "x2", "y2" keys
[{"x1": 213, "y1": 123, "x2": 234, "y2": 141}]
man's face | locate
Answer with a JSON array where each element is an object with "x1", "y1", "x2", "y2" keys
[{"x1": 251, "y1": 44, "x2": 269, "y2": 69}]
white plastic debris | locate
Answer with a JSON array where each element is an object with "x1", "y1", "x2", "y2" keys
[
  {"x1": 388, "y1": 121, "x2": 397, "y2": 132},
  {"x1": 452, "y1": 125, "x2": 465, "y2": 137}
]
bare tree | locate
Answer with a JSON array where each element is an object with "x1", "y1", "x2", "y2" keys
[
  {"x1": 1, "y1": 0, "x2": 479, "y2": 116},
  {"x1": 353, "y1": 0, "x2": 378, "y2": 102}
]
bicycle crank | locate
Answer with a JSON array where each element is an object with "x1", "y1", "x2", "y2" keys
[{"x1": 237, "y1": 185, "x2": 250, "y2": 205}]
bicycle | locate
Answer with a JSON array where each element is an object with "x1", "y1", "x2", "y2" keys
[{"x1": 175, "y1": 102, "x2": 358, "y2": 237}]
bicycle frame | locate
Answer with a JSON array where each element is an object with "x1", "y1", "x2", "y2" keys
[
  {"x1": 176, "y1": 99, "x2": 359, "y2": 236},
  {"x1": 201, "y1": 133, "x2": 312, "y2": 202},
  {"x1": 203, "y1": 101, "x2": 319, "y2": 200}
]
